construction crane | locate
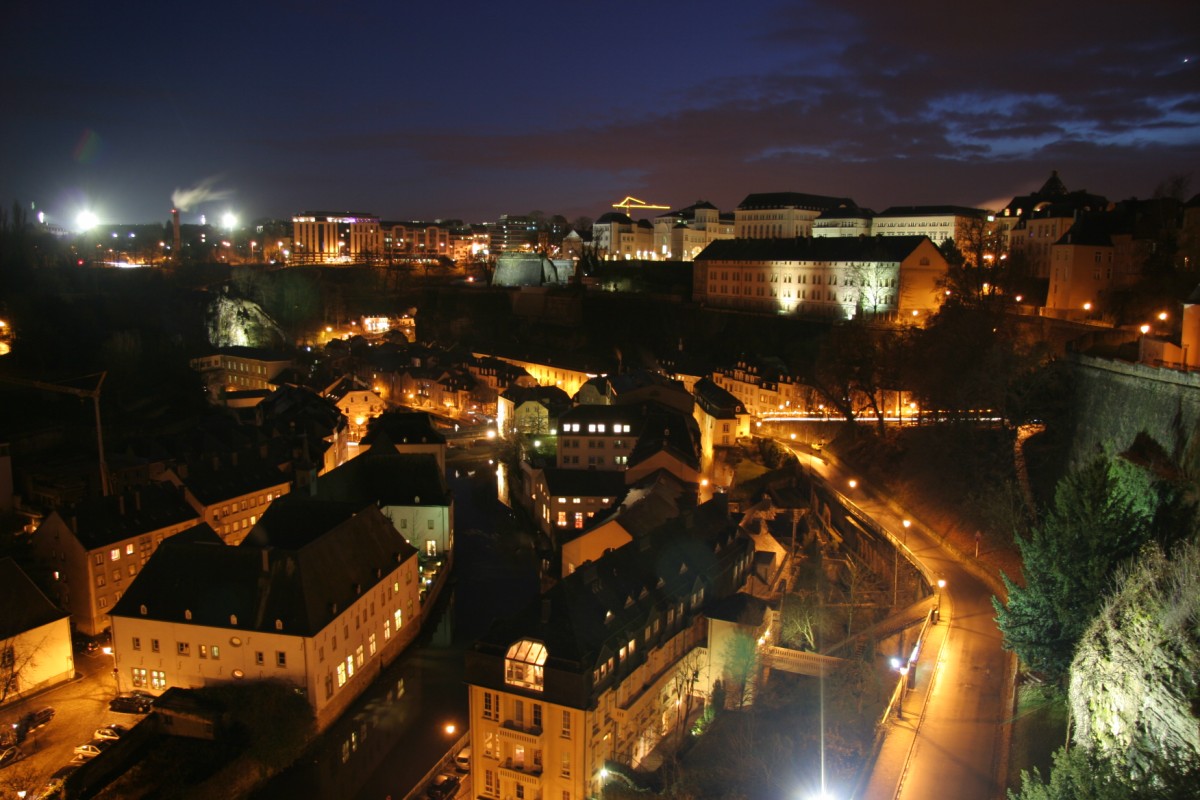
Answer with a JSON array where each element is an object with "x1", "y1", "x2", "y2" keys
[
  {"x1": 611, "y1": 196, "x2": 670, "y2": 216},
  {"x1": 0, "y1": 371, "x2": 109, "y2": 496}
]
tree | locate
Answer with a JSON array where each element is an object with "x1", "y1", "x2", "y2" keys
[
  {"x1": 993, "y1": 457, "x2": 1159, "y2": 681},
  {"x1": 1010, "y1": 745, "x2": 1200, "y2": 800},
  {"x1": 722, "y1": 629, "x2": 760, "y2": 710}
]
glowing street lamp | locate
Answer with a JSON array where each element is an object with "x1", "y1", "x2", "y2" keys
[
  {"x1": 891, "y1": 657, "x2": 910, "y2": 718},
  {"x1": 76, "y1": 210, "x2": 99, "y2": 231}
]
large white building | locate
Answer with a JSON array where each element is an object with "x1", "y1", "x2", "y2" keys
[
  {"x1": 109, "y1": 499, "x2": 421, "y2": 732},
  {"x1": 735, "y1": 192, "x2": 856, "y2": 239},
  {"x1": 693, "y1": 236, "x2": 951, "y2": 321}
]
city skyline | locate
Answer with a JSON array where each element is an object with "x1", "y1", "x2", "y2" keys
[{"x1": 3, "y1": 0, "x2": 1197, "y2": 228}]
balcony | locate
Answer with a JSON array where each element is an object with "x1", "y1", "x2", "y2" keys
[
  {"x1": 498, "y1": 721, "x2": 542, "y2": 747},
  {"x1": 499, "y1": 758, "x2": 543, "y2": 781}
]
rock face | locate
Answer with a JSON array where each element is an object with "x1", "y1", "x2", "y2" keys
[
  {"x1": 492, "y1": 253, "x2": 576, "y2": 287},
  {"x1": 205, "y1": 291, "x2": 287, "y2": 349}
]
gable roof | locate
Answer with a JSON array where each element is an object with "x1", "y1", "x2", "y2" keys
[
  {"x1": 112, "y1": 502, "x2": 416, "y2": 636},
  {"x1": 314, "y1": 450, "x2": 451, "y2": 507},
  {"x1": 51, "y1": 482, "x2": 200, "y2": 551},
  {"x1": 695, "y1": 236, "x2": 936, "y2": 264},
  {"x1": 0, "y1": 557, "x2": 67, "y2": 638}
]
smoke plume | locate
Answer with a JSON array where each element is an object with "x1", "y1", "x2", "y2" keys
[{"x1": 171, "y1": 176, "x2": 234, "y2": 212}]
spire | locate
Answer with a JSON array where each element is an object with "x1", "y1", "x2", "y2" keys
[{"x1": 1038, "y1": 170, "x2": 1068, "y2": 197}]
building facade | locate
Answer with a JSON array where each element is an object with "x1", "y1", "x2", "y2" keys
[
  {"x1": 291, "y1": 212, "x2": 384, "y2": 264},
  {"x1": 735, "y1": 192, "x2": 857, "y2": 239}
]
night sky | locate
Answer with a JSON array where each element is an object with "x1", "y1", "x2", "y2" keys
[{"x1": 3, "y1": 0, "x2": 1197, "y2": 228}]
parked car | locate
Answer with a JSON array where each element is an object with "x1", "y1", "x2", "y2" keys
[
  {"x1": 426, "y1": 773, "x2": 460, "y2": 799},
  {"x1": 27, "y1": 707, "x2": 55, "y2": 727},
  {"x1": 0, "y1": 746, "x2": 24, "y2": 769},
  {"x1": 454, "y1": 745, "x2": 471, "y2": 772},
  {"x1": 109, "y1": 693, "x2": 153, "y2": 714},
  {"x1": 73, "y1": 740, "x2": 111, "y2": 759},
  {"x1": 93, "y1": 724, "x2": 128, "y2": 741}
]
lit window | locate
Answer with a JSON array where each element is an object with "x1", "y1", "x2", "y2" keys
[
  {"x1": 110, "y1": 548, "x2": 120, "y2": 561},
  {"x1": 505, "y1": 639, "x2": 547, "y2": 691}
]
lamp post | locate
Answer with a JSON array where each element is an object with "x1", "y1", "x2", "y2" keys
[
  {"x1": 936, "y1": 578, "x2": 946, "y2": 623},
  {"x1": 891, "y1": 657, "x2": 909, "y2": 719},
  {"x1": 102, "y1": 646, "x2": 120, "y2": 696}
]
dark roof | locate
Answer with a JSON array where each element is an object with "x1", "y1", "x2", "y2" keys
[
  {"x1": 362, "y1": 411, "x2": 446, "y2": 447},
  {"x1": 213, "y1": 346, "x2": 293, "y2": 362},
  {"x1": 474, "y1": 498, "x2": 746, "y2": 670},
  {"x1": 693, "y1": 377, "x2": 745, "y2": 418},
  {"x1": 737, "y1": 192, "x2": 855, "y2": 211},
  {"x1": 180, "y1": 456, "x2": 290, "y2": 506},
  {"x1": 56, "y1": 483, "x2": 200, "y2": 550},
  {"x1": 628, "y1": 405, "x2": 702, "y2": 471},
  {"x1": 315, "y1": 450, "x2": 451, "y2": 507},
  {"x1": 817, "y1": 206, "x2": 876, "y2": 220},
  {"x1": 705, "y1": 591, "x2": 769, "y2": 625},
  {"x1": 540, "y1": 468, "x2": 627, "y2": 499},
  {"x1": 501, "y1": 384, "x2": 573, "y2": 411},
  {"x1": 876, "y1": 205, "x2": 988, "y2": 218},
  {"x1": 695, "y1": 236, "x2": 935, "y2": 263},
  {"x1": 595, "y1": 212, "x2": 633, "y2": 225},
  {"x1": 112, "y1": 502, "x2": 416, "y2": 637},
  {"x1": 0, "y1": 557, "x2": 67, "y2": 638}
]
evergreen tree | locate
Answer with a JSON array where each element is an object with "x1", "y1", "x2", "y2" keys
[{"x1": 993, "y1": 457, "x2": 1157, "y2": 680}]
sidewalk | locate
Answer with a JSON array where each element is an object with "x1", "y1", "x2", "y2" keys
[{"x1": 860, "y1": 596, "x2": 952, "y2": 800}]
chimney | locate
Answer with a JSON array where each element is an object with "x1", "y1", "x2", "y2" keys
[{"x1": 172, "y1": 208, "x2": 181, "y2": 255}]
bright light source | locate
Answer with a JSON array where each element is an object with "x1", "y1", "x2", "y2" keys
[
  {"x1": 76, "y1": 210, "x2": 98, "y2": 231},
  {"x1": 848, "y1": 479, "x2": 857, "y2": 489},
  {"x1": 1140, "y1": 324, "x2": 1150, "y2": 335},
  {"x1": 222, "y1": 212, "x2": 237, "y2": 231},
  {"x1": 902, "y1": 519, "x2": 911, "y2": 529},
  {"x1": 937, "y1": 579, "x2": 946, "y2": 589},
  {"x1": 444, "y1": 723, "x2": 456, "y2": 735}
]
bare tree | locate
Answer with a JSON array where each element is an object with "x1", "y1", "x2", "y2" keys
[{"x1": 0, "y1": 634, "x2": 48, "y2": 704}]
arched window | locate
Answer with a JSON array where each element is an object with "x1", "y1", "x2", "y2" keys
[{"x1": 505, "y1": 639, "x2": 547, "y2": 691}]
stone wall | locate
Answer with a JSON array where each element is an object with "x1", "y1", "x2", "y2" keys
[{"x1": 1066, "y1": 354, "x2": 1200, "y2": 466}]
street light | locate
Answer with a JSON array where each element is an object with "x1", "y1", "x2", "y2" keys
[
  {"x1": 102, "y1": 646, "x2": 120, "y2": 695},
  {"x1": 890, "y1": 658, "x2": 910, "y2": 718}
]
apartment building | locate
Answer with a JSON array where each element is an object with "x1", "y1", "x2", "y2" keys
[
  {"x1": 190, "y1": 347, "x2": 293, "y2": 400},
  {"x1": 464, "y1": 502, "x2": 754, "y2": 800},
  {"x1": 109, "y1": 499, "x2": 421, "y2": 732},
  {"x1": 651, "y1": 201, "x2": 735, "y2": 261},
  {"x1": 30, "y1": 483, "x2": 202, "y2": 636},
  {"x1": 170, "y1": 455, "x2": 291, "y2": 546}
]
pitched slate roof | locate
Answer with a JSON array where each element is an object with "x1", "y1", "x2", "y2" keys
[
  {"x1": 693, "y1": 377, "x2": 745, "y2": 418},
  {"x1": 695, "y1": 236, "x2": 934, "y2": 263},
  {"x1": 540, "y1": 468, "x2": 627, "y2": 499},
  {"x1": 737, "y1": 192, "x2": 856, "y2": 211},
  {"x1": 314, "y1": 450, "x2": 451, "y2": 507},
  {"x1": 179, "y1": 456, "x2": 290, "y2": 506},
  {"x1": 56, "y1": 482, "x2": 200, "y2": 550},
  {"x1": 475, "y1": 498, "x2": 745, "y2": 671},
  {"x1": 876, "y1": 205, "x2": 988, "y2": 218},
  {"x1": 362, "y1": 411, "x2": 446, "y2": 447},
  {"x1": 112, "y1": 501, "x2": 416, "y2": 636},
  {"x1": 0, "y1": 557, "x2": 67, "y2": 638}
]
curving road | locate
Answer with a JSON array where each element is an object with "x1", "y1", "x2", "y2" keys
[{"x1": 797, "y1": 449, "x2": 1012, "y2": 800}]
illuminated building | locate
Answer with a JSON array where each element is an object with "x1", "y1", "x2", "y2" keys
[
  {"x1": 497, "y1": 385, "x2": 573, "y2": 439},
  {"x1": 691, "y1": 377, "x2": 750, "y2": 473},
  {"x1": 693, "y1": 236, "x2": 950, "y2": 321},
  {"x1": 291, "y1": 212, "x2": 383, "y2": 265},
  {"x1": 997, "y1": 171, "x2": 1109, "y2": 278},
  {"x1": 109, "y1": 499, "x2": 421, "y2": 732},
  {"x1": 464, "y1": 499, "x2": 754, "y2": 800},
  {"x1": 867, "y1": 205, "x2": 990, "y2": 248},
  {"x1": 29, "y1": 483, "x2": 202, "y2": 637},
  {"x1": 190, "y1": 347, "x2": 293, "y2": 401},
  {"x1": 592, "y1": 213, "x2": 655, "y2": 260},
  {"x1": 323, "y1": 376, "x2": 386, "y2": 449},
  {"x1": 169, "y1": 455, "x2": 292, "y2": 545},
  {"x1": 0, "y1": 557, "x2": 74, "y2": 697},
  {"x1": 734, "y1": 191, "x2": 857, "y2": 239},
  {"x1": 710, "y1": 355, "x2": 816, "y2": 419},
  {"x1": 651, "y1": 201, "x2": 735, "y2": 261}
]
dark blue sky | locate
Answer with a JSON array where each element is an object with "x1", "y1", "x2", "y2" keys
[{"x1": 3, "y1": 0, "x2": 1197, "y2": 228}]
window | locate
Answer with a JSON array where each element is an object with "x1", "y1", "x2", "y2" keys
[
  {"x1": 94, "y1": 553, "x2": 104, "y2": 566},
  {"x1": 369, "y1": 633, "x2": 377, "y2": 656},
  {"x1": 325, "y1": 674, "x2": 334, "y2": 699},
  {"x1": 110, "y1": 548, "x2": 120, "y2": 561},
  {"x1": 355, "y1": 645, "x2": 364, "y2": 668},
  {"x1": 151, "y1": 670, "x2": 166, "y2": 690},
  {"x1": 255, "y1": 651, "x2": 264, "y2": 666},
  {"x1": 337, "y1": 662, "x2": 347, "y2": 687},
  {"x1": 151, "y1": 638, "x2": 160, "y2": 653},
  {"x1": 560, "y1": 751, "x2": 571, "y2": 777},
  {"x1": 199, "y1": 645, "x2": 208, "y2": 659},
  {"x1": 177, "y1": 642, "x2": 190, "y2": 656},
  {"x1": 483, "y1": 690, "x2": 497, "y2": 720},
  {"x1": 211, "y1": 645, "x2": 220, "y2": 660},
  {"x1": 533, "y1": 703, "x2": 542, "y2": 730},
  {"x1": 505, "y1": 639, "x2": 547, "y2": 691},
  {"x1": 394, "y1": 609, "x2": 402, "y2": 630},
  {"x1": 131, "y1": 637, "x2": 141, "y2": 651},
  {"x1": 384, "y1": 618, "x2": 391, "y2": 641},
  {"x1": 96, "y1": 574, "x2": 106, "y2": 587},
  {"x1": 131, "y1": 667, "x2": 147, "y2": 687},
  {"x1": 345, "y1": 655, "x2": 354, "y2": 678},
  {"x1": 276, "y1": 651, "x2": 287, "y2": 668}
]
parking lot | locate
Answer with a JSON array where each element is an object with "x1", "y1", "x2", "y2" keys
[{"x1": 0, "y1": 646, "x2": 149, "y2": 797}]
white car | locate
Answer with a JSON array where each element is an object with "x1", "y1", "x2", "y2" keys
[
  {"x1": 93, "y1": 724, "x2": 128, "y2": 741},
  {"x1": 73, "y1": 741, "x2": 110, "y2": 759}
]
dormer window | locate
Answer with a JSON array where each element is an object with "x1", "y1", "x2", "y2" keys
[{"x1": 505, "y1": 639, "x2": 547, "y2": 692}]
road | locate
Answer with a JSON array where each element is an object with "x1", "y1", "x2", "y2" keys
[{"x1": 798, "y1": 449, "x2": 1011, "y2": 800}]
